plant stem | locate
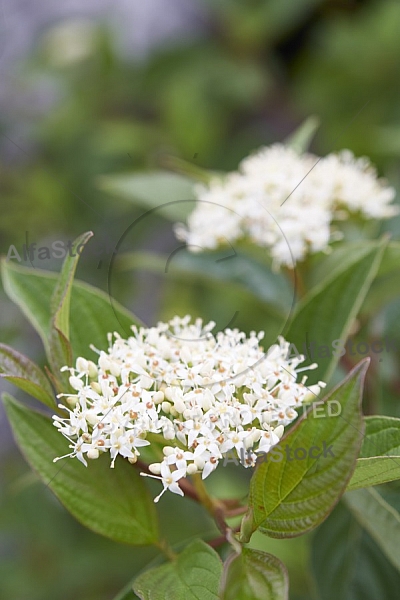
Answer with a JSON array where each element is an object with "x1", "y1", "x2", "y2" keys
[
  {"x1": 155, "y1": 538, "x2": 177, "y2": 561},
  {"x1": 191, "y1": 473, "x2": 230, "y2": 536}
]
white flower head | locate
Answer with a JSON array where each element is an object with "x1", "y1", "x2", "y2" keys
[
  {"x1": 175, "y1": 144, "x2": 397, "y2": 268},
  {"x1": 53, "y1": 317, "x2": 324, "y2": 502}
]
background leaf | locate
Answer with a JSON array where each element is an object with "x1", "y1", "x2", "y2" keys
[
  {"x1": 116, "y1": 249, "x2": 293, "y2": 318},
  {"x1": 3, "y1": 394, "x2": 159, "y2": 545},
  {"x1": 344, "y1": 487, "x2": 400, "y2": 572},
  {"x1": 97, "y1": 171, "x2": 196, "y2": 221},
  {"x1": 284, "y1": 115, "x2": 320, "y2": 153},
  {"x1": 312, "y1": 501, "x2": 400, "y2": 600}
]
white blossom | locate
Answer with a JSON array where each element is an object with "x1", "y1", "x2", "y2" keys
[
  {"x1": 53, "y1": 316, "x2": 324, "y2": 501},
  {"x1": 175, "y1": 144, "x2": 398, "y2": 268}
]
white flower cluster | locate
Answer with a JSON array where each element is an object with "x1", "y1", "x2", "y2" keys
[
  {"x1": 175, "y1": 144, "x2": 397, "y2": 268},
  {"x1": 53, "y1": 316, "x2": 325, "y2": 502}
]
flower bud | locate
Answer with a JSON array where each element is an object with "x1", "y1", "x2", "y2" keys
[
  {"x1": 99, "y1": 354, "x2": 111, "y2": 371},
  {"x1": 90, "y1": 381, "x2": 102, "y2": 394},
  {"x1": 76, "y1": 357, "x2": 88, "y2": 373},
  {"x1": 174, "y1": 399, "x2": 185, "y2": 414},
  {"x1": 66, "y1": 396, "x2": 78, "y2": 407},
  {"x1": 162, "y1": 401, "x2": 171, "y2": 414},
  {"x1": 164, "y1": 387, "x2": 173, "y2": 401},
  {"x1": 88, "y1": 361, "x2": 98, "y2": 378},
  {"x1": 149, "y1": 463, "x2": 162, "y2": 475},
  {"x1": 86, "y1": 411, "x2": 98, "y2": 426},
  {"x1": 110, "y1": 362, "x2": 121, "y2": 378},
  {"x1": 163, "y1": 446, "x2": 174, "y2": 457},
  {"x1": 194, "y1": 456, "x2": 205, "y2": 470},
  {"x1": 69, "y1": 376, "x2": 83, "y2": 390},
  {"x1": 87, "y1": 448, "x2": 99, "y2": 460},
  {"x1": 153, "y1": 391, "x2": 164, "y2": 404}
]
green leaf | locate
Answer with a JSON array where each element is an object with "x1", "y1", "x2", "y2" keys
[
  {"x1": 47, "y1": 232, "x2": 93, "y2": 385},
  {"x1": 116, "y1": 250, "x2": 293, "y2": 318},
  {"x1": 348, "y1": 416, "x2": 400, "y2": 490},
  {"x1": 345, "y1": 488, "x2": 400, "y2": 572},
  {"x1": 3, "y1": 393, "x2": 158, "y2": 545},
  {"x1": 359, "y1": 416, "x2": 400, "y2": 457},
  {"x1": 362, "y1": 241, "x2": 400, "y2": 315},
  {"x1": 0, "y1": 343, "x2": 55, "y2": 407},
  {"x1": 133, "y1": 540, "x2": 222, "y2": 600},
  {"x1": 349, "y1": 457, "x2": 400, "y2": 490},
  {"x1": 309, "y1": 240, "x2": 400, "y2": 317},
  {"x1": 284, "y1": 116, "x2": 320, "y2": 153},
  {"x1": 1, "y1": 259, "x2": 138, "y2": 359},
  {"x1": 244, "y1": 360, "x2": 367, "y2": 540},
  {"x1": 285, "y1": 239, "x2": 386, "y2": 383},
  {"x1": 97, "y1": 171, "x2": 196, "y2": 221},
  {"x1": 220, "y1": 549, "x2": 289, "y2": 600},
  {"x1": 112, "y1": 582, "x2": 137, "y2": 600},
  {"x1": 312, "y1": 501, "x2": 400, "y2": 600},
  {"x1": 50, "y1": 231, "x2": 93, "y2": 338}
]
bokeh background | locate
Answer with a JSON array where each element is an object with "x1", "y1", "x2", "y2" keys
[{"x1": 1, "y1": 1, "x2": 400, "y2": 598}]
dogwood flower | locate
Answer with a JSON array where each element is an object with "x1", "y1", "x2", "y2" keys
[
  {"x1": 175, "y1": 144, "x2": 397, "y2": 268},
  {"x1": 53, "y1": 317, "x2": 325, "y2": 501}
]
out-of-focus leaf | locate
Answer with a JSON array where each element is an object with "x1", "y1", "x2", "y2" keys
[
  {"x1": 97, "y1": 171, "x2": 196, "y2": 221},
  {"x1": 3, "y1": 394, "x2": 159, "y2": 545},
  {"x1": 116, "y1": 249, "x2": 293, "y2": 318},
  {"x1": 345, "y1": 487, "x2": 400, "y2": 572},
  {"x1": 284, "y1": 116, "x2": 319, "y2": 153},
  {"x1": 312, "y1": 501, "x2": 400, "y2": 600}
]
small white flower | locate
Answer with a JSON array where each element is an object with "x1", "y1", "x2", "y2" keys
[{"x1": 141, "y1": 463, "x2": 186, "y2": 502}]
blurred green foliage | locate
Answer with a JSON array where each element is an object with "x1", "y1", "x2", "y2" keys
[{"x1": 1, "y1": 1, "x2": 400, "y2": 598}]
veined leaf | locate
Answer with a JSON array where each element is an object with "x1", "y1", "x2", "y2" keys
[
  {"x1": 348, "y1": 416, "x2": 400, "y2": 490},
  {"x1": 3, "y1": 394, "x2": 159, "y2": 545},
  {"x1": 244, "y1": 361, "x2": 367, "y2": 540},
  {"x1": 1, "y1": 259, "x2": 138, "y2": 359},
  {"x1": 220, "y1": 548, "x2": 289, "y2": 600},
  {"x1": 133, "y1": 540, "x2": 222, "y2": 600},
  {"x1": 0, "y1": 343, "x2": 55, "y2": 407}
]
